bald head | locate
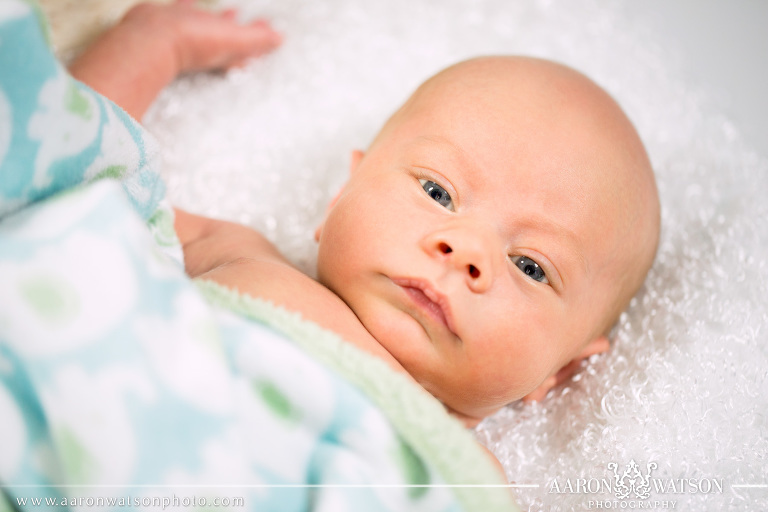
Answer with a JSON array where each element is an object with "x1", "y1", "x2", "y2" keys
[
  {"x1": 318, "y1": 56, "x2": 660, "y2": 415},
  {"x1": 372, "y1": 56, "x2": 660, "y2": 336}
]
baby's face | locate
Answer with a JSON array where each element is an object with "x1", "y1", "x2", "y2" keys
[{"x1": 316, "y1": 57, "x2": 658, "y2": 421}]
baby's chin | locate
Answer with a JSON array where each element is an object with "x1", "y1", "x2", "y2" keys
[
  {"x1": 441, "y1": 399, "x2": 509, "y2": 426},
  {"x1": 430, "y1": 384, "x2": 523, "y2": 424}
]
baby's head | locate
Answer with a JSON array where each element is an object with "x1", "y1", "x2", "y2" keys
[{"x1": 315, "y1": 56, "x2": 660, "y2": 423}]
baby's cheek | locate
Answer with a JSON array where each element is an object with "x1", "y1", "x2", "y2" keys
[
  {"x1": 490, "y1": 323, "x2": 555, "y2": 386},
  {"x1": 316, "y1": 225, "x2": 356, "y2": 292}
]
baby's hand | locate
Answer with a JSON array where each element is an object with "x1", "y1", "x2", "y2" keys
[{"x1": 123, "y1": 0, "x2": 282, "y2": 75}]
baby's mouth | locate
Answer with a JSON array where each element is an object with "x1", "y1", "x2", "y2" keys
[{"x1": 392, "y1": 278, "x2": 458, "y2": 337}]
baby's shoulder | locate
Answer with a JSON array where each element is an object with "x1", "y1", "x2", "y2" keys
[
  {"x1": 202, "y1": 255, "x2": 403, "y2": 371},
  {"x1": 175, "y1": 210, "x2": 404, "y2": 372}
]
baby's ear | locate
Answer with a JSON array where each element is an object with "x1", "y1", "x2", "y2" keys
[
  {"x1": 314, "y1": 150, "x2": 365, "y2": 242},
  {"x1": 522, "y1": 336, "x2": 610, "y2": 403}
]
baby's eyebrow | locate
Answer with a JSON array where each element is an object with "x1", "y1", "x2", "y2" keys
[
  {"x1": 407, "y1": 135, "x2": 486, "y2": 189},
  {"x1": 415, "y1": 135, "x2": 463, "y2": 152},
  {"x1": 410, "y1": 135, "x2": 477, "y2": 169},
  {"x1": 520, "y1": 216, "x2": 590, "y2": 287}
]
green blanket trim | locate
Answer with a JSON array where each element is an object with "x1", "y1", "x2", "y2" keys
[{"x1": 195, "y1": 279, "x2": 519, "y2": 512}]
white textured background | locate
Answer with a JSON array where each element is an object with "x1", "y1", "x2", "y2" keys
[
  {"x1": 621, "y1": 0, "x2": 768, "y2": 157},
  {"x1": 76, "y1": 0, "x2": 768, "y2": 510}
]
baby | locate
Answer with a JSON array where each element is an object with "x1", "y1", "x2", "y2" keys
[{"x1": 71, "y1": 1, "x2": 660, "y2": 427}]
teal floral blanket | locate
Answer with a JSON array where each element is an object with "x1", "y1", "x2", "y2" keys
[{"x1": 0, "y1": 2, "x2": 518, "y2": 511}]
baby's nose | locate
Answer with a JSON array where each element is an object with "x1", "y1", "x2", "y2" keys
[{"x1": 423, "y1": 230, "x2": 494, "y2": 292}]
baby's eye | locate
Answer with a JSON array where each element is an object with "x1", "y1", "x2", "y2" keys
[
  {"x1": 510, "y1": 255, "x2": 549, "y2": 284},
  {"x1": 419, "y1": 179, "x2": 454, "y2": 211}
]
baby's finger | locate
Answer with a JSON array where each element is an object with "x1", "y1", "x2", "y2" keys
[{"x1": 245, "y1": 22, "x2": 283, "y2": 49}]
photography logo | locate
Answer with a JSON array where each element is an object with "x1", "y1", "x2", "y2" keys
[
  {"x1": 548, "y1": 459, "x2": 724, "y2": 509},
  {"x1": 607, "y1": 460, "x2": 657, "y2": 500}
]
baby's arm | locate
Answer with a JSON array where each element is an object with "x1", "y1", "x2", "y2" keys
[
  {"x1": 173, "y1": 208, "x2": 286, "y2": 278},
  {"x1": 174, "y1": 209, "x2": 404, "y2": 369},
  {"x1": 68, "y1": 0, "x2": 281, "y2": 120}
]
